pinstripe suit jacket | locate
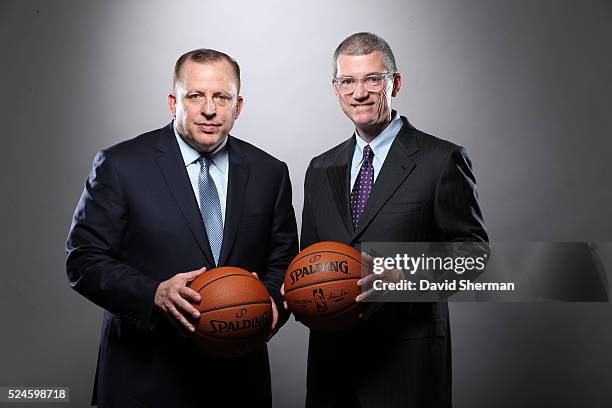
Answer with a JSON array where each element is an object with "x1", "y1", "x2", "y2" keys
[{"x1": 301, "y1": 116, "x2": 488, "y2": 408}]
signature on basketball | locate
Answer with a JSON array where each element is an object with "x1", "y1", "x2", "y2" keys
[{"x1": 328, "y1": 288, "x2": 349, "y2": 302}]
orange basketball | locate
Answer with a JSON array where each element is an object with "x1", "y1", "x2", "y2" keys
[
  {"x1": 284, "y1": 242, "x2": 365, "y2": 332},
  {"x1": 189, "y1": 267, "x2": 272, "y2": 358}
]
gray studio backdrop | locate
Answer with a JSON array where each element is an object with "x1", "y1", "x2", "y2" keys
[{"x1": 1, "y1": 0, "x2": 611, "y2": 407}]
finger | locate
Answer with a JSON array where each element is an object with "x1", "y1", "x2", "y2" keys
[
  {"x1": 172, "y1": 292, "x2": 200, "y2": 320},
  {"x1": 182, "y1": 267, "x2": 207, "y2": 281},
  {"x1": 280, "y1": 284, "x2": 289, "y2": 310},
  {"x1": 357, "y1": 273, "x2": 378, "y2": 288},
  {"x1": 356, "y1": 289, "x2": 370, "y2": 303},
  {"x1": 360, "y1": 252, "x2": 377, "y2": 277},
  {"x1": 356, "y1": 287, "x2": 384, "y2": 303},
  {"x1": 361, "y1": 251, "x2": 375, "y2": 265},
  {"x1": 381, "y1": 267, "x2": 400, "y2": 280},
  {"x1": 267, "y1": 298, "x2": 279, "y2": 342},
  {"x1": 270, "y1": 298, "x2": 278, "y2": 331},
  {"x1": 251, "y1": 272, "x2": 259, "y2": 280},
  {"x1": 166, "y1": 303, "x2": 195, "y2": 332},
  {"x1": 166, "y1": 316, "x2": 189, "y2": 338},
  {"x1": 179, "y1": 286, "x2": 201, "y2": 303}
]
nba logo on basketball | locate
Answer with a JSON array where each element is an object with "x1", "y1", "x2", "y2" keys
[{"x1": 313, "y1": 289, "x2": 328, "y2": 312}]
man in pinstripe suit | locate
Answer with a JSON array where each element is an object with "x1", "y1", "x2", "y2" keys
[{"x1": 300, "y1": 32, "x2": 488, "y2": 408}]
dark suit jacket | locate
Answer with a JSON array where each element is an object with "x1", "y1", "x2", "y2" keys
[
  {"x1": 66, "y1": 123, "x2": 298, "y2": 408},
  {"x1": 301, "y1": 117, "x2": 488, "y2": 408}
]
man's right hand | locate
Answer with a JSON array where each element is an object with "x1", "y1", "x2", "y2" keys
[
  {"x1": 154, "y1": 267, "x2": 206, "y2": 333},
  {"x1": 280, "y1": 283, "x2": 288, "y2": 310}
]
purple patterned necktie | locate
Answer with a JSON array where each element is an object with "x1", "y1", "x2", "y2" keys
[{"x1": 350, "y1": 145, "x2": 374, "y2": 228}]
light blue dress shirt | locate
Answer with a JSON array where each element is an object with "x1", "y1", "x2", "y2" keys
[
  {"x1": 173, "y1": 123, "x2": 229, "y2": 224},
  {"x1": 350, "y1": 111, "x2": 403, "y2": 191}
]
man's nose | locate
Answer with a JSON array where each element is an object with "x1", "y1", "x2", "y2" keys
[
  {"x1": 202, "y1": 98, "x2": 216, "y2": 117},
  {"x1": 352, "y1": 80, "x2": 369, "y2": 99}
]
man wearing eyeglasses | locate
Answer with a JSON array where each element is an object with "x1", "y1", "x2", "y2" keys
[{"x1": 299, "y1": 33, "x2": 488, "y2": 407}]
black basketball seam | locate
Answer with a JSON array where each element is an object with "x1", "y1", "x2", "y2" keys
[
  {"x1": 284, "y1": 276, "x2": 360, "y2": 294},
  {"x1": 198, "y1": 300, "x2": 271, "y2": 314},
  {"x1": 288, "y1": 250, "x2": 363, "y2": 269},
  {"x1": 191, "y1": 272, "x2": 261, "y2": 292}
]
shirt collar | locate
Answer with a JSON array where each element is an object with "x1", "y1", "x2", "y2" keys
[
  {"x1": 354, "y1": 111, "x2": 402, "y2": 167},
  {"x1": 173, "y1": 121, "x2": 229, "y2": 174}
]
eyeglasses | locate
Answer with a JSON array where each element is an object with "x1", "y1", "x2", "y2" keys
[{"x1": 333, "y1": 72, "x2": 396, "y2": 94}]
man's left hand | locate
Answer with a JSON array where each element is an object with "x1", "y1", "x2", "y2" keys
[
  {"x1": 356, "y1": 252, "x2": 403, "y2": 320},
  {"x1": 251, "y1": 272, "x2": 279, "y2": 341}
]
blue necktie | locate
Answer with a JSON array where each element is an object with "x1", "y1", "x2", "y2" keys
[{"x1": 198, "y1": 156, "x2": 223, "y2": 266}]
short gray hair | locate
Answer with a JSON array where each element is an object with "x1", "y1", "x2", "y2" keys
[{"x1": 333, "y1": 32, "x2": 397, "y2": 77}]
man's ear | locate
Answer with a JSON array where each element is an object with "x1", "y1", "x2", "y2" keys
[
  {"x1": 168, "y1": 93, "x2": 177, "y2": 117},
  {"x1": 234, "y1": 96, "x2": 244, "y2": 119},
  {"x1": 391, "y1": 73, "x2": 402, "y2": 97}
]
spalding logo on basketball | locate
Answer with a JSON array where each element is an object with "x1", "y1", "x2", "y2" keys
[
  {"x1": 284, "y1": 242, "x2": 365, "y2": 332},
  {"x1": 189, "y1": 267, "x2": 272, "y2": 358}
]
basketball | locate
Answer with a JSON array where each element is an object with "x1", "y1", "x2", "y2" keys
[
  {"x1": 189, "y1": 267, "x2": 272, "y2": 358},
  {"x1": 284, "y1": 242, "x2": 365, "y2": 332}
]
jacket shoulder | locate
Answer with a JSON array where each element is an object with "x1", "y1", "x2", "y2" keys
[
  {"x1": 414, "y1": 129, "x2": 462, "y2": 154},
  {"x1": 102, "y1": 124, "x2": 170, "y2": 159},
  {"x1": 409, "y1": 129, "x2": 472, "y2": 172},
  {"x1": 308, "y1": 138, "x2": 353, "y2": 169},
  {"x1": 229, "y1": 136, "x2": 287, "y2": 169}
]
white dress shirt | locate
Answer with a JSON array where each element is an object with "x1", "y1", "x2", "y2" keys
[{"x1": 173, "y1": 123, "x2": 229, "y2": 224}]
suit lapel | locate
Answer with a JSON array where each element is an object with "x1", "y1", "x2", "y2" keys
[
  {"x1": 218, "y1": 136, "x2": 249, "y2": 266},
  {"x1": 326, "y1": 138, "x2": 355, "y2": 241},
  {"x1": 351, "y1": 118, "x2": 420, "y2": 243},
  {"x1": 155, "y1": 124, "x2": 215, "y2": 266}
]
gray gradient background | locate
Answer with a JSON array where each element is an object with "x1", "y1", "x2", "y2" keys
[{"x1": 1, "y1": 0, "x2": 611, "y2": 407}]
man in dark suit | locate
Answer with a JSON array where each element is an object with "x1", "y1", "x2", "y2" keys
[
  {"x1": 66, "y1": 49, "x2": 298, "y2": 407},
  {"x1": 300, "y1": 33, "x2": 488, "y2": 407}
]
